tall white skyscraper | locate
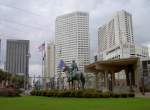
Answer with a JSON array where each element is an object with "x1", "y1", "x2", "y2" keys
[
  {"x1": 55, "y1": 12, "x2": 89, "y2": 73},
  {"x1": 44, "y1": 42, "x2": 55, "y2": 83},
  {"x1": 97, "y1": 10, "x2": 149, "y2": 79},
  {"x1": 98, "y1": 10, "x2": 134, "y2": 53},
  {"x1": 97, "y1": 10, "x2": 147, "y2": 60}
]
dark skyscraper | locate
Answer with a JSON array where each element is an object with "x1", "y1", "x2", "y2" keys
[{"x1": 5, "y1": 39, "x2": 30, "y2": 76}]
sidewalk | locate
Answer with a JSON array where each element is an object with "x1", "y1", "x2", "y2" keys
[{"x1": 136, "y1": 92, "x2": 150, "y2": 98}]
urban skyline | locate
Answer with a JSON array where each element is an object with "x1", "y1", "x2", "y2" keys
[
  {"x1": 0, "y1": 1, "x2": 150, "y2": 108},
  {"x1": 0, "y1": 0, "x2": 150, "y2": 77}
]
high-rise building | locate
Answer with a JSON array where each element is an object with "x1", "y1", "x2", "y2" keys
[
  {"x1": 5, "y1": 39, "x2": 30, "y2": 76},
  {"x1": 44, "y1": 42, "x2": 55, "y2": 83},
  {"x1": 98, "y1": 10, "x2": 149, "y2": 60},
  {"x1": 97, "y1": 10, "x2": 149, "y2": 80},
  {"x1": 55, "y1": 12, "x2": 89, "y2": 73},
  {"x1": 98, "y1": 10, "x2": 133, "y2": 53}
]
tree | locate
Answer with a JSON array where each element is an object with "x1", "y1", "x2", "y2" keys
[{"x1": 0, "y1": 69, "x2": 24, "y2": 88}]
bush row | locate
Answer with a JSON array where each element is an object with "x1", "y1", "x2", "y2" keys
[{"x1": 30, "y1": 89, "x2": 135, "y2": 98}]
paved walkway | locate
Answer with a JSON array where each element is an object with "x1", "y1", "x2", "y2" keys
[{"x1": 136, "y1": 92, "x2": 150, "y2": 98}]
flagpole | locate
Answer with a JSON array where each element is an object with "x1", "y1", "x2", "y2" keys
[
  {"x1": 43, "y1": 45, "x2": 46, "y2": 89},
  {"x1": 40, "y1": 42, "x2": 45, "y2": 89},
  {"x1": 42, "y1": 48, "x2": 44, "y2": 88}
]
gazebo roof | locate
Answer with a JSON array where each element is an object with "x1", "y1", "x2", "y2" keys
[{"x1": 85, "y1": 57, "x2": 139, "y2": 73}]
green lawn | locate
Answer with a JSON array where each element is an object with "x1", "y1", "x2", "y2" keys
[{"x1": 0, "y1": 96, "x2": 150, "y2": 110}]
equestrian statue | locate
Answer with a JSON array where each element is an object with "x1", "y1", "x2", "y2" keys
[{"x1": 63, "y1": 60, "x2": 85, "y2": 89}]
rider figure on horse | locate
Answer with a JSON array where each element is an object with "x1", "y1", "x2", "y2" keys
[{"x1": 71, "y1": 60, "x2": 78, "y2": 76}]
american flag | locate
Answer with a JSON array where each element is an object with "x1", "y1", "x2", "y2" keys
[
  {"x1": 38, "y1": 42, "x2": 45, "y2": 51},
  {"x1": 43, "y1": 52, "x2": 46, "y2": 61}
]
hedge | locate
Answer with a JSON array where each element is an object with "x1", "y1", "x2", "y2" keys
[{"x1": 30, "y1": 89, "x2": 135, "y2": 98}]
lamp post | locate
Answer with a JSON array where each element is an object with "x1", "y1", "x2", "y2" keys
[{"x1": 25, "y1": 52, "x2": 30, "y2": 90}]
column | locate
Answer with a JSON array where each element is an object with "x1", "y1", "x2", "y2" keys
[
  {"x1": 110, "y1": 72, "x2": 115, "y2": 92},
  {"x1": 103, "y1": 71, "x2": 109, "y2": 92},
  {"x1": 112, "y1": 72, "x2": 115, "y2": 88},
  {"x1": 95, "y1": 72, "x2": 100, "y2": 90},
  {"x1": 134, "y1": 61, "x2": 140, "y2": 93},
  {"x1": 125, "y1": 69, "x2": 130, "y2": 86}
]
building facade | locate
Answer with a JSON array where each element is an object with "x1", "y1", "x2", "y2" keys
[
  {"x1": 55, "y1": 12, "x2": 89, "y2": 73},
  {"x1": 141, "y1": 58, "x2": 150, "y2": 77},
  {"x1": 100, "y1": 43, "x2": 149, "y2": 60},
  {"x1": 140, "y1": 58, "x2": 150, "y2": 91},
  {"x1": 5, "y1": 39, "x2": 30, "y2": 76}
]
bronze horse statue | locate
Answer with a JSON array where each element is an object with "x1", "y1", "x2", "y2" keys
[{"x1": 63, "y1": 66, "x2": 85, "y2": 89}]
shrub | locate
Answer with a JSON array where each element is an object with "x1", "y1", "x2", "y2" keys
[
  {"x1": 36, "y1": 91, "x2": 40, "y2": 96},
  {"x1": 120, "y1": 93, "x2": 128, "y2": 98},
  {"x1": 34, "y1": 90, "x2": 39, "y2": 96},
  {"x1": 75, "y1": 90, "x2": 84, "y2": 98},
  {"x1": 30, "y1": 89, "x2": 135, "y2": 98},
  {"x1": 36, "y1": 91, "x2": 42, "y2": 96},
  {"x1": 69, "y1": 90, "x2": 76, "y2": 97},
  {"x1": 112, "y1": 93, "x2": 120, "y2": 98},
  {"x1": 99, "y1": 93, "x2": 104, "y2": 98},
  {"x1": 82, "y1": 92, "x2": 94, "y2": 98},
  {"x1": 56, "y1": 91, "x2": 64, "y2": 97},
  {"x1": 46, "y1": 91, "x2": 50, "y2": 96},
  {"x1": 30, "y1": 90, "x2": 35, "y2": 95},
  {"x1": 42, "y1": 90, "x2": 48, "y2": 96},
  {"x1": 64, "y1": 90, "x2": 72, "y2": 97},
  {"x1": 92, "y1": 92, "x2": 100, "y2": 98},
  {"x1": 102, "y1": 92, "x2": 110, "y2": 98},
  {"x1": 52, "y1": 90, "x2": 59, "y2": 97},
  {"x1": 128, "y1": 93, "x2": 135, "y2": 97},
  {"x1": 58, "y1": 90, "x2": 72, "y2": 97}
]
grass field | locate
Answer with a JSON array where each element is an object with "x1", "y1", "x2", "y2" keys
[{"x1": 0, "y1": 96, "x2": 150, "y2": 110}]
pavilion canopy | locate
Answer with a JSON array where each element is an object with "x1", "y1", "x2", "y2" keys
[{"x1": 85, "y1": 57, "x2": 139, "y2": 73}]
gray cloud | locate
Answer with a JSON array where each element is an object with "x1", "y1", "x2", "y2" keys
[{"x1": 0, "y1": 0, "x2": 149, "y2": 76}]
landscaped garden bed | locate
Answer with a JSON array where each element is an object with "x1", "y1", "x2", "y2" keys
[{"x1": 30, "y1": 89, "x2": 135, "y2": 98}]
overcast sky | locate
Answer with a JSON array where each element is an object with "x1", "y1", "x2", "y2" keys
[{"x1": 0, "y1": 0, "x2": 150, "y2": 77}]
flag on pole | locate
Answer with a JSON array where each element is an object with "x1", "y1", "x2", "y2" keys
[
  {"x1": 58, "y1": 59, "x2": 65, "y2": 70},
  {"x1": 38, "y1": 42, "x2": 45, "y2": 51},
  {"x1": 43, "y1": 52, "x2": 46, "y2": 61},
  {"x1": 59, "y1": 48, "x2": 62, "y2": 55}
]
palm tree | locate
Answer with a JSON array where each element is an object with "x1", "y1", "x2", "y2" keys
[
  {"x1": 0, "y1": 69, "x2": 24, "y2": 88},
  {"x1": 0, "y1": 69, "x2": 9, "y2": 87}
]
